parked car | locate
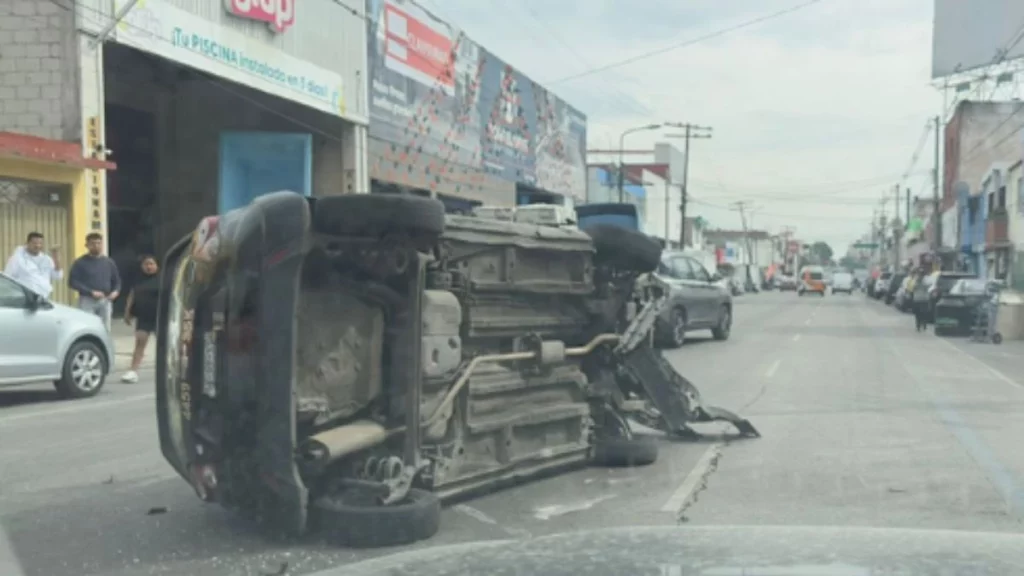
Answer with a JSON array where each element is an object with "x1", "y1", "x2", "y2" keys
[
  {"x1": 884, "y1": 273, "x2": 906, "y2": 305},
  {"x1": 874, "y1": 272, "x2": 893, "y2": 299},
  {"x1": 894, "y1": 276, "x2": 914, "y2": 311},
  {"x1": 928, "y1": 271, "x2": 976, "y2": 322},
  {"x1": 831, "y1": 271, "x2": 854, "y2": 294},
  {"x1": 655, "y1": 251, "x2": 734, "y2": 348},
  {"x1": 934, "y1": 278, "x2": 990, "y2": 336},
  {"x1": 777, "y1": 274, "x2": 798, "y2": 291},
  {"x1": 0, "y1": 273, "x2": 113, "y2": 398}
]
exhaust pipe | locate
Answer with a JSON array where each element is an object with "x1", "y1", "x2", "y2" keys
[{"x1": 299, "y1": 420, "x2": 388, "y2": 466}]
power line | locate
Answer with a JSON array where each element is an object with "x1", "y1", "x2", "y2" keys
[{"x1": 547, "y1": 0, "x2": 826, "y2": 85}]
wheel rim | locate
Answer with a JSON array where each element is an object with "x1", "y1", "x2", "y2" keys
[
  {"x1": 673, "y1": 311, "x2": 686, "y2": 344},
  {"x1": 71, "y1": 349, "x2": 103, "y2": 391}
]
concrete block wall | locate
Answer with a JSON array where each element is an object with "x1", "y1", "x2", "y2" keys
[{"x1": 0, "y1": 0, "x2": 79, "y2": 141}]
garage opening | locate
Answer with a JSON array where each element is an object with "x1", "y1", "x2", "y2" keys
[{"x1": 102, "y1": 43, "x2": 351, "y2": 314}]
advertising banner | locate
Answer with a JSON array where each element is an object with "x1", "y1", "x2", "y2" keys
[
  {"x1": 113, "y1": 0, "x2": 346, "y2": 118},
  {"x1": 365, "y1": 0, "x2": 587, "y2": 201}
]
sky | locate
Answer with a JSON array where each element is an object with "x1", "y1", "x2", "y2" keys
[{"x1": 419, "y1": 0, "x2": 944, "y2": 255}]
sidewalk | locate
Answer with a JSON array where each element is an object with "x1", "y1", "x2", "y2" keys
[{"x1": 109, "y1": 320, "x2": 155, "y2": 373}]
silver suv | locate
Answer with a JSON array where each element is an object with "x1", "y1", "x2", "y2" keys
[{"x1": 653, "y1": 251, "x2": 733, "y2": 348}]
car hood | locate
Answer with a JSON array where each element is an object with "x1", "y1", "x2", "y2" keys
[{"x1": 319, "y1": 525, "x2": 1024, "y2": 575}]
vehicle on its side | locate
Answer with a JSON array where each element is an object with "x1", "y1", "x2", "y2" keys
[
  {"x1": 0, "y1": 272, "x2": 113, "y2": 398},
  {"x1": 653, "y1": 251, "x2": 733, "y2": 348},
  {"x1": 155, "y1": 192, "x2": 758, "y2": 549},
  {"x1": 797, "y1": 265, "x2": 827, "y2": 296},
  {"x1": 831, "y1": 271, "x2": 854, "y2": 294}
]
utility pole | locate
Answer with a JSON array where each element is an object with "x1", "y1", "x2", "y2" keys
[
  {"x1": 731, "y1": 201, "x2": 755, "y2": 286},
  {"x1": 893, "y1": 184, "x2": 901, "y2": 268},
  {"x1": 906, "y1": 188, "x2": 912, "y2": 228},
  {"x1": 932, "y1": 115, "x2": 942, "y2": 250},
  {"x1": 675, "y1": 123, "x2": 713, "y2": 247}
]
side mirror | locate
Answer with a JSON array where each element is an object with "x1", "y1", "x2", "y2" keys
[{"x1": 710, "y1": 272, "x2": 722, "y2": 283}]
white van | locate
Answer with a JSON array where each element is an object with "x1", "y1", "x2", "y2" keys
[{"x1": 832, "y1": 271, "x2": 854, "y2": 294}]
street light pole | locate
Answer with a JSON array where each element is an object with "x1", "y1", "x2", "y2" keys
[{"x1": 617, "y1": 123, "x2": 662, "y2": 203}]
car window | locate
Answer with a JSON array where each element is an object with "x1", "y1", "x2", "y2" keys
[
  {"x1": 687, "y1": 258, "x2": 710, "y2": 282},
  {"x1": 661, "y1": 256, "x2": 696, "y2": 280},
  {"x1": 0, "y1": 275, "x2": 28, "y2": 308}
]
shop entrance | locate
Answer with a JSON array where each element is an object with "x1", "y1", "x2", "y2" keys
[{"x1": 218, "y1": 132, "x2": 312, "y2": 213}]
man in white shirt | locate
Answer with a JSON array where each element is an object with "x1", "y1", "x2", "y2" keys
[{"x1": 3, "y1": 231, "x2": 63, "y2": 298}]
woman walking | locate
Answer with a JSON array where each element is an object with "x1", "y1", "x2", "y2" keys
[{"x1": 122, "y1": 255, "x2": 160, "y2": 383}]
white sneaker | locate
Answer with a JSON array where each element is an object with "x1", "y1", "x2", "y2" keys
[{"x1": 121, "y1": 370, "x2": 139, "y2": 383}]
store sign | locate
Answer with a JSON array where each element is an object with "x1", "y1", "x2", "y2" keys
[
  {"x1": 366, "y1": 0, "x2": 587, "y2": 200},
  {"x1": 224, "y1": 0, "x2": 294, "y2": 33},
  {"x1": 114, "y1": 0, "x2": 345, "y2": 118}
]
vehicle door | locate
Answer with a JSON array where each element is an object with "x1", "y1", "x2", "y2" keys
[
  {"x1": 0, "y1": 275, "x2": 61, "y2": 382},
  {"x1": 685, "y1": 257, "x2": 720, "y2": 325},
  {"x1": 658, "y1": 256, "x2": 706, "y2": 324}
]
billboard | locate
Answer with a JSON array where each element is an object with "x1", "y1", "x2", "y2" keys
[
  {"x1": 932, "y1": 0, "x2": 1024, "y2": 79},
  {"x1": 365, "y1": 0, "x2": 587, "y2": 202}
]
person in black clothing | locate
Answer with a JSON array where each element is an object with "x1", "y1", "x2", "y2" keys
[{"x1": 121, "y1": 255, "x2": 160, "y2": 383}]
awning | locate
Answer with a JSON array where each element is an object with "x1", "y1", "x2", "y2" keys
[{"x1": 0, "y1": 132, "x2": 116, "y2": 171}]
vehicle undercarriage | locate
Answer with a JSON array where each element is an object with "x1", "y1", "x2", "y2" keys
[{"x1": 156, "y1": 191, "x2": 758, "y2": 548}]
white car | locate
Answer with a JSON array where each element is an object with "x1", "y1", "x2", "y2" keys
[
  {"x1": 832, "y1": 272, "x2": 854, "y2": 294},
  {"x1": 0, "y1": 273, "x2": 113, "y2": 398}
]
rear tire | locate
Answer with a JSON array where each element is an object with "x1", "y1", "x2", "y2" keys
[
  {"x1": 659, "y1": 307, "x2": 687, "y2": 348},
  {"x1": 311, "y1": 194, "x2": 446, "y2": 249},
  {"x1": 583, "y1": 224, "x2": 662, "y2": 273},
  {"x1": 312, "y1": 488, "x2": 441, "y2": 548},
  {"x1": 55, "y1": 340, "x2": 107, "y2": 399},
  {"x1": 592, "y1": 436, "x2": 658, "y2": 467}
]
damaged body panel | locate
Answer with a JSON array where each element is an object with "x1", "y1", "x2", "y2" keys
[{"x1": 154, "y1": 191, "x2": 758, "y2": 548}]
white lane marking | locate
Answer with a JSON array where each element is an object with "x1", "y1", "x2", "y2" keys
[
  {"x1": 454, "y1": 504, "x2": 500, "y2": 525},
  {"x1": 660, "y1": 444, "x2": 721, "y2": 512},
  {"x1": 0, "y1": 393, "x2": 154, "y2": 425},
  {"x1": 937, "y1": 338, "x2": 1023, "y2": 390},
  {"x1": 765, "y1": 359, "x2": 782, "y2": 378},
  {"x1": 792, "y1": 333, "x2": 802, "y2": 342},
  {"x1": 533, "y1": 493, "x2": 617, "y2": 520},
  {"x1": 0, "y1": 527, "x2": 25, "y2": 576}
]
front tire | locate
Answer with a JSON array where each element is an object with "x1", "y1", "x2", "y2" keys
[
  {"x1": 711, "y1": 305, "x2": 731, "y2": 341},
  {"x1": 660, "y1": 308, "x2": 687, "y2": 348},
  {"x1": 312, "y1": 488, "x2": 441, "y2": 548},
  {"x1": 55, "y1": 340, "x2": 107, "y2": 399}
]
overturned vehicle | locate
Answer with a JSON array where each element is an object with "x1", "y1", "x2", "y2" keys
[{"x1": 155, "y1": 192, "x2": 758, "y2": 548}]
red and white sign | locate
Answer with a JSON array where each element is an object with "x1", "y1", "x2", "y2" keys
[
  {"x1": 383, "y1": 2, "x2": 454, "y2": 93},
  {"x1": 224, "y1": 0, "x2": 294, "y2": 33}
]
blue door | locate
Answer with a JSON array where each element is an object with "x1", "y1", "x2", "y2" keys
[{"x1": 218, "y1": 132, "x2": 313, "y2": 213}]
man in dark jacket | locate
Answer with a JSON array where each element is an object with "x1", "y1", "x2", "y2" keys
[
  {"x1": 911, "y1": 268, "x2": 932, "y2": 332},
  {"x1": 69, "y1": 232, "x2": 121, "y2": 330}
]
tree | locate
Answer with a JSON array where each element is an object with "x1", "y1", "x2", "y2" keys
[{"x1": 809, "y1": 241, "x2": 834, "y2": 265}]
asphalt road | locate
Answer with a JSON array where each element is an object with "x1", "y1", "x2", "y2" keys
[{"x1": 4, "y1": 291, "x2": 1024, "y2": 575}]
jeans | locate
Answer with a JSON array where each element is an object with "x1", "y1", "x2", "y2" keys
[{"x1": 78, "y1": 294, "x2": 112, "y2": 331}]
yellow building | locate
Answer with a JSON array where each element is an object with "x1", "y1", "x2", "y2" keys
[{"x1": 0, "y1": 131, "x2": 116, "y2": 305}]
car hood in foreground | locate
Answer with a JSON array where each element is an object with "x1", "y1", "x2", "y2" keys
[{"x1": 321, "y1": 525, "x2": 1024, "y2": 576}]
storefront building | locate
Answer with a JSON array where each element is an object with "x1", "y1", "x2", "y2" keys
[
  {"x1": 73, "y1": 0, "x2": 367, "y2": 312},
  {"x1": 364, "y1": 0, "x2": 587, "y2": 212}
]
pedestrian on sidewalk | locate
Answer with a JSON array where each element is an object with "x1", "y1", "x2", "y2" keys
[
  {"x1": 3, "y1": 232, "x2": 62, "y2": 298},
  {"x1": 69, "y1": 232, "x2": 121, "y2": 330},
  {"x1": 121, "y1": 255, "x2": 160, "y2": 383},
  {"x1": 912, "y1": 268, "x2": 931, "y2": 332}
]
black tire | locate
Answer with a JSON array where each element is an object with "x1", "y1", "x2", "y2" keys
[
  {"x1": 55, "y1": 339, "x2": 107, "y2": 399},
  {"x1": 993, "y1": 333, "x2": 1003, "y2": 345},
  {"x1": 583, "y1": 224, "x2": 662, "y2": 272},
  {"x1": 660, "y1": 307, "x2": 687, "y2": 348},
  {"x1": 312, "y1": 488, "x2": 440, "y2": 548},
  {"x1": 311, "y1": 194, "x2": 446, "y2": 244},
  {"x1": 711, "y1": 305, "x2": 731, "y2": 341},
  {"x1": 592, "y1": 436, "x2": 658, "y2": 467}
]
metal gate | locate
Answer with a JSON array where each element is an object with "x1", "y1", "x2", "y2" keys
[{"x1": 0, "y1": 178, "x2": 72, "y2": 304}]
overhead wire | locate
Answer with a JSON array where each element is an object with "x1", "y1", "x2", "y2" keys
[{"x1": 546, "y1": 0, "x2": 826, "y2": 85}]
